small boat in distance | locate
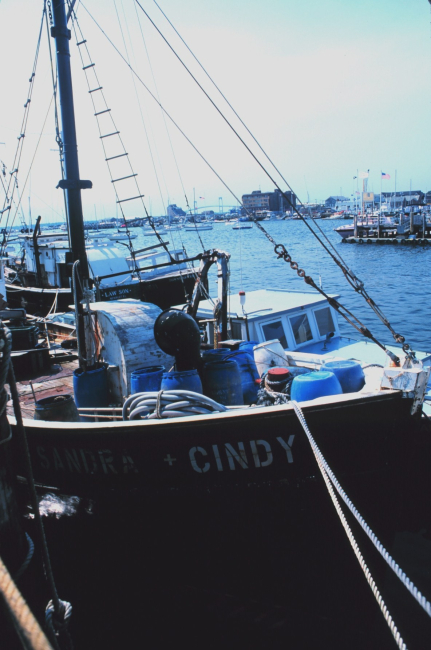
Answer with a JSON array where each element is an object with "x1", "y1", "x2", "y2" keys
[
  {"x1": 142, "y1": 225, "x2": 168, "y2": 236},
  {"x1": 232, "y1": 221, "x2": 252, "y2": 229},
  {"x1": 184, "y1": 221, "x2": 213, "y2": 231}
]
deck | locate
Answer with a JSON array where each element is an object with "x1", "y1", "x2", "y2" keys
[{"x1": 7, "y1": 354, "x2": 78, "y2": 420}]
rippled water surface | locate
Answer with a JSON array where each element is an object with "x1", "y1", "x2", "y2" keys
[{"x1": 136, "y1": 219, "x2": 431, "y2": 352}]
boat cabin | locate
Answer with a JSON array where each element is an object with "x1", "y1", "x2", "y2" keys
[
  {"x1": 195, "y1": 289, "x2": 340, "y2": 352},
  {"x1": 194, "y1": 288, "x2": 431, "y2": 369}
]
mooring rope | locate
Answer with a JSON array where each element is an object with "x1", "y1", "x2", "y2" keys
[
  {"x1": 7, "y1": 346, "x2": 73, "y2": 650},
  {"x1": 0, "y1": 554, "x2": 53, "y2": 650},
  {"x1": 291, "y1": 400, "x2": 431, "y2": 648}
]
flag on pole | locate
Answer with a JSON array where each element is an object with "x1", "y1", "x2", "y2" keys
[
  {"x1": 358, "y1": 171, "x2": 369, "y2": 179},
  {"x1": 381, "y1": 172, "x2": 390, "y2": 180}
]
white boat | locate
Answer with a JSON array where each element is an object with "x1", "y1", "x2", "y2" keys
[
  {"x1": 232, "y1": 222, "x2": 253, "y2": 229},
  {"x1": 107, "y1": 232, "x2": 137, "y2": 241},
  {"x1": 185, "y1": 221, "x2": 213, "y2": 231},
  {"x1": 165, "y1": 224, "x2": 183, "y2": 231},
  {"x1": 142, "y1": 226, "x2": 167, "y2": 236}
]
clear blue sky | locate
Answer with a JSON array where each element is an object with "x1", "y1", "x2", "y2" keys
[{"x1": 0, "y1": 0, "x2": 430, "y2": 223}]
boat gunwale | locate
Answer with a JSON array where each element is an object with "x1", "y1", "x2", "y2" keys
[{"x1": 8, "y1": 388, "x2": 404, "y2": 431}]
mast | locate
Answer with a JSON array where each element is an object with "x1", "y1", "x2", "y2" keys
[{"x1": 51, "y1": 0, "x2": 92, "y2": 364}]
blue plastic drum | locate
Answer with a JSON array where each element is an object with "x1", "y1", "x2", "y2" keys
[
  {"x1": 130, "y1": 366, "x2": 164, "y2": 394},
  {"x1": 201, "y1": 359, "x2": 243, "y2": 406},
  {"x1": 321, "y1": 360, "x2": 365, "y2": 393},
  {"x1": 238, "y1": 340, "x2": 259, "y2": 355},
  {"x1": 201, "y1": 349, "x2": 231, "y2": 363},
  {"x1": 290, "y1": 370, "x2": 342, "y2": 402},
  {"x1": 161, "y1": 369, "x2": 203, "y2": 394},
  {"x1": 225, "y1": 350, "x2": 259, "y2": 404},
  {"x1": 73, "y1": 363, "x2": 109, "y2": 409}
]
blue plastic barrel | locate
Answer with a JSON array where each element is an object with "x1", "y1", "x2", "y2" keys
[
  {"x1": 130, "y1": 365, "x2": 164, "y2": 394},
  {"x1": 202, "y1": 348, "x2": 231, "y2": 363},
  {"x1": 202, "y1": 359, "x2": 244, "y2": 406},
  {"x1": 225, "y1": 350, "x2": 259, "y2": 404},
  {"x1": 290, "y1": 370, "x2": 342, "y2": 402},
  {"x1": 320, "y1": 360, "x2": 365, "y2": 393},
  {"x1": 238, "y1": 340, "x2": 259, "y2": 355},
  {"x1": 161, "y1": 369, "x2": 203, "y2": 393},
  {"x1": 73, "y1": 363, "x2": 109, "y2": 409}
]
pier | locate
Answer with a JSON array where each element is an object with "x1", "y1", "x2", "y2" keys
[{"x1": 342, "y1": 236, "x2": 431, "y2": 246}]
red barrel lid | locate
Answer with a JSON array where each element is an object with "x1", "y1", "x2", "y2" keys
[{"x1": 267, "y1": 367, "x2": 290, "y2": 381}]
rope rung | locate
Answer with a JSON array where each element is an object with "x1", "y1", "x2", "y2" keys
[
  {"x1": 82, "y1": 63, "x2": 95, "y2": 70},
  {"x1": 105, "y1": 153, "x2": 128, "y2": 161},
  {"x1": 100, "y1": 132, "x2": 120, "y2": 140},
  {"x1": 94, "y1": 109, "x2": 111, "y2": 116},
  {"x1": 111, "y1": 174, "x2": 137, "y2": 183},
  {"x1": 117, "y1": 194, "x2": 145, "y2": 204},
  {"x1": 76, "y1": 40, "x2": 87, "y2": 46},
  {"x1": 89, "y1": 87, "x2": 103, "y2": 93}
]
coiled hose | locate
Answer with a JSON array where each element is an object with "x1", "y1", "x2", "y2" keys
[{"x1": 122, "y1": 390, "x2": 228, "y2": 420}]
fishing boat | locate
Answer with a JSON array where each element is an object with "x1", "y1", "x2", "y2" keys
[
  {"x1": 3, "y1": 227, "x2": 198, "y2": 313},
  {"x1": 3, "y1": 4, "x2": 431, "y2": 648},
  {"x1": 3, "y1": 0, "x2": 429, "y2": 498}
]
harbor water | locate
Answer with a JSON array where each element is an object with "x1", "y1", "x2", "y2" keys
[
  {"x1": 155, "y1": 218, "x2": 431, "y2": 353},
  {"x1": 10, "y1": 218, "x2": 431, "y2": 649}
]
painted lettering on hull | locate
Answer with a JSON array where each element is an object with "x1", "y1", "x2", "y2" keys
[
  {"x1": 189, "y1": 437, "x2": 294, "y2": 473},
  {"x1": 36, "y1": 446, "x2": 138, "y2": 475},
  {"x1": 34, "y1": 436, "x2": 295, "y2": 480}
]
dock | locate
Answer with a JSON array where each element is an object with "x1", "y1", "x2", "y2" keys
[{"x1": 342, "y1": 237, "x2": 431, "y2": 246}]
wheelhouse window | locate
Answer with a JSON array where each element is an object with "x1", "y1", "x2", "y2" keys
[
  {"x1": 314, "y1": 306, "x2": 335, "y2": 337},
  {"x1": 261, "y1": 320, "x2": 288, "y2": 349},
  {"x1": 289, "y1": 313, "x2": 312, "y2": 345}
]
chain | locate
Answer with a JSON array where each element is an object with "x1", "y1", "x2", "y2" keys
[
  {"x1": 271, "y1": 242, "x2": 402, "y2": 363},
  {"x1": 242, "y1": 208, "x2": 413, "y2": 363}
]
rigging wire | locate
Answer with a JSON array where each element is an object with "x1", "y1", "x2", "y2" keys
[
  {"x1": 133, "y1": 3, "x2": 194, "y2": 235},
  {"x1": 2, "y1": 96, "x2": 55, "y2": 256},
  {"x1": 134, "y1": 0, "x2": 415, "y2": 359},
  {"x1": 114, "y1": 0, "x2": 167, "y2": 214},
  {"x1": 67, "y1": 2, "x2": 170, "y2": 260},
  {"x1": 0, "y1": 4, "x2": 46, "y2": 244},
  {"x1": 77, "y1": 2, "x2": 411, "y2": 360}
]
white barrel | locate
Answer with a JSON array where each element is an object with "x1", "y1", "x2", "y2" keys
[{"x1": 253, "y1": 339, "x2": 289, "y2": 377}]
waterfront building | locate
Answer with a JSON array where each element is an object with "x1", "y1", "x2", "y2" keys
[{"x1": 242, "y1": 189, "x2": 296, "y2": 215}]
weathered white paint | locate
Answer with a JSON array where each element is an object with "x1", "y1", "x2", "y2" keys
[{"x1": 88, "y1": 299, "x2": 174, "y2": 402}]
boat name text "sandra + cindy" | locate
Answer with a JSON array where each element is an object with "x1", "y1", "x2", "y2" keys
[{"x1": 34, "y1": 436, "x2": 295, "y2": 475}]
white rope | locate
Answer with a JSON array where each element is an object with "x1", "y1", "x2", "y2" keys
[
  {"x1": 290, "y1": 400, "x2": 429, "y2": 649},
  {"x1": 291, "y1": 401, "x2": 431, "y2": 620},
  {"x1": 122, "y1": 389, "x2": 227, "y2": 420}
]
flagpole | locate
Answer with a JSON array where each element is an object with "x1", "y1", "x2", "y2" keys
[
  {"x1": 379, "y1": 171, "x2": 382, "y2": 238},
  {"x1": 356, "y1": 170, "x2": 359, "y2": 216}
]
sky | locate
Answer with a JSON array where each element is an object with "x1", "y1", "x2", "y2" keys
[{"x1": 0, "y1": 0, "x2": 430, "y2": 225}]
